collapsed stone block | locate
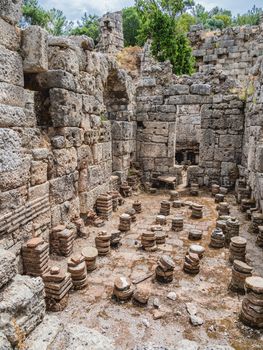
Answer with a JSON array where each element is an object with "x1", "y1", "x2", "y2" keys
[
  {"x1": 0, "y1": 274, "x2": 45, "y2": 346},
  {"x1": 0, "y1": 248, "x2": 16, "y2": 289}
]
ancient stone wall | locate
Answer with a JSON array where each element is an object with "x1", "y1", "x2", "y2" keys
[
  {"x1": 240, "y1": 57, "x2": 263, "y2": 211},
  {"x1": 189, "y1": 24, "x2": 263, "y2": 82},
  {"x1": 0, "y1": 7, "x2": 135, "y2": 263},
  {"x1": 96, "y1": 12, "x2": 124, "y2": 54}
]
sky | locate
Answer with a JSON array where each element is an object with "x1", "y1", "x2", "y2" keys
[{"x1": 39, "y1": 0, "x2": 263, "y2": 21}]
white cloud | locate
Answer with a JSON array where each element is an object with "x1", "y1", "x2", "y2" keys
[
  {"x1": 39, "y1": 0, "x2": 133, "y2": 20},
  {"x1": 39, "y1": 0, "x2": 263, "y2": 20}
]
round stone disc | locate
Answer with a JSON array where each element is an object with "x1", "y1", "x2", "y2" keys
[
  {"x1": 114, "y1": 276, "x2": 131, "y2": 291},
  {"x1": 245, "y1": 276, "x2": 263, "y2": 293},
  {"x1": 82, "y1": 247, "x2": 98, "y2": 260}
]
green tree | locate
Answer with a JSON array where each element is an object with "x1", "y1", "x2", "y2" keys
[
  {"x1": 136, "y1": 0, "x2": 195, "y2": 75},
  {"x1": 122, "y1": 7, "x2": 142, "y2": 47},
  {"x1": 22, "y1": 0, "x2": 72, "y2": 35},
  {"x1": 176, "y1": 12, "x2": 196, "y2": 32},
  {"x1": 234, "y1": 6, "x2": 262, "y2": 26},
  {"x1": 70, "y1": 14, "x2": 100, "y2": 43}
]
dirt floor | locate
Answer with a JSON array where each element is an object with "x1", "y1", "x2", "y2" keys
[{"x1": 50, "y1": 188, "x2": 263, "y2": 350}]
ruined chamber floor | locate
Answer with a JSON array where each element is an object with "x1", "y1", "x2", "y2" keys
[{"x1": 49, "y1": 190, "x2": 263, "y2": 349}]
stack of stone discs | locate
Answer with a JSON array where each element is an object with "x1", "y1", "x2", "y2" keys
[
  {"x1": 118, "y1": 213, "x2": 131, "y2": 232},
  {"x1": 155, "y1": 255, "x2": 175, "y2": 283},
  {"x1": 229, "y1": 236, "x2": 247, "y2": 263},
  {"x1": 74, "y1": 218, "x2": 87, "y2": 237},
  {"x1": 211, "y1": 184, "x2": 220, "y2": 196},
  {"x1": 188, "y1": 229, "x2": 203, "y2": 241},
  {"x1": 120, "y1": 182, "x2": 132, "y2": 197},
  {"x1": 95, "y1": 231, "x2": 111, "y2": 256},
  {"x1": 252, "y1": 212, "x2": 263, "y2": 234},
  {"x1": 216, "y1": 218, "x2": 229, "y2": 235},
  {"x1": 81, "y1": 246, "x2": 98, "y2": 272},
  {"x1": 22, "y1": 237, "x2": 49, "y2": 277},
  {"x1": 155, "y1": 230, "x2": 166, "y2": 245},
  {"x1": 113, "y1": 276, "x2": 134, "y2": 302},
  {"x1": 141, "y1": 232, "x2": 157, "y2": 251},
  {"x1": 169, "y1": 190, "x2": 179, "y2": 201},
  {"x1": 156, "y1": 215, "x2": 167, "y2": 225},
  {"x1": 256, "y1": 226, "x2": 263, "y2": 247},
  {"x1": 191, "y1": 204, "x2": 203, "y2": 219},
  {"x1": 215, "y1": 193, "x2": 225, "y2": 203},
  {"x1": 240, "y1": 198, "x2": 255, "y2": 213},
  {"x1": 50, "y1": 225, "x2": 75, "y2": 257},
  {"x1": 160, "y1": 200, "x2": 171, "y2": 216},
  {"x1": 189, "y1": 244, "x2": 205, "y2": 259},
  {"x1": 190, "y1": 183, "x2": 199, "y2": 196},
  {"x1": 240, "y1": 276, "x2": 263, "y2": 328},
  {"x1": 43, "y1": 266, "x2": 73, "y2": 311},
  {"x1": 173, "y1": 200, "x2": 182, "y2": 208},
  {"x1": 132, "y1": 286, "x2": 150, "y2": 306},
  {"x1": 67, "y1": 254, "x2": 88, "y2": 290},
  {"x1": 96, "y1": 193, "x2": 113, "y2": 220},
  {"x1": 217, "y1": 202, "x2": 230, "y2": 216},
  {"x1": 110, "y1": 231, "x2": 122, "y2": 248},
  {"x1": 229, "y1": 260, "x2": 253, "y2": 293},
  {"x1": 225, "y1": 217, "x2": 240, "y2": 247},
  {"x1": 125, "y1": 208, "x2": 136, "y2": 222},
  {"x1": 133, "y1": 200, "x2": 142, "y2": 213},
  {"x1": 183, "y1": 252, "x2": 200, "y2": 275},
  {"x1": 110, "y1": 191, "x2": 119, "y2": 212},
  {"x1": 171, "y1": 216, "x2": 184, "y2": 232},
  {"x1": 209, "y1": 228, "x2": 225, "y2": 248}
]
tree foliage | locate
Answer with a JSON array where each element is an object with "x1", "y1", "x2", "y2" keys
[
  {"x1": 70, "y1": 14, "x2": 100, "y2": 42},
  {"x1": 122, "y1": 7, "x2": 142, "y2": 47},
  {"x1": 234, "y1": 6, "x2": 262, "y2": 26},
  {"x1": 22, "y1": 0, "x2": 72, "y2": 35},
  {"x1": 135, "y1": 0, "x2": 195, "y2": 75}
]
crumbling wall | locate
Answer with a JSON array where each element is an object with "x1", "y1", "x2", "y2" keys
[
  {"x1": 96, "y1": 12, "x2": 124, "y2": 54},
  {"x1": 189, "y1": 24, "x2": 263, "y2": 82}
]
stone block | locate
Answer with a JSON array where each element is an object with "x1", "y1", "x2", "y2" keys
[
  {"x1": 32, "y1": 70, "x2": 77, "y2": 91},
  {"x1": 48, "y1": 46, "x2": 79, "y2": 75},
  {"x1": 0, "y1": 82, "x2": 24, "y2": 107},
  {"x1": 0, "y1": 186, "x2": 27, "y2": 215},
  {"x1": 0, "y1": 104, "x2": 34, "y2": 127},
  {"x1": 164, "y1": 84, "x2": 189, "y2": 95},
  {"x1": 0, "y1": 275, "x2": 45, "y2": 346},
  {"x1": 0, "y1": 45, "x2": 23, "y2": 86},
  {"x1": 140, "y1": 143, "x2": 167, "y2": 158},
  {"x1": 22, "y1": 26, "x2": 48, "y2": 73},
  {"x1": 190, "y1": 84, "x2": 211, "y2": 95},
  {"x1": 30, "y1": 161, "x2": 48, "y2": 186},
  {"x1": 53, "y1": 148, "x2": 78, "y2": 177},
  {"x1": 255, "y1": 145, "x2": 263, "y2": 172},
  {"x1": 0, "y1": 248, "x2": 16, "y2": 289},
  {"x1": 68, "y1": 35, "x2": 94, "y2": 51},
  {"x1": 0, "y1": 17, "x2": 20, "y2": 51},
  {"x1": 0, "y1": 0, "x2": 22, "y2": 25},
  {"x1": 49, "y1": 172, "x2": 78, "y2": 204},
  {"x1": 0, "y1": 156, "x2": 31, "y2": 192},
  {"x1": 0, "y1": 128, "x2": 22, "y2": 173},
  {"x1": 49, "y1": 88, "x2": 83, "y2": 127}
]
